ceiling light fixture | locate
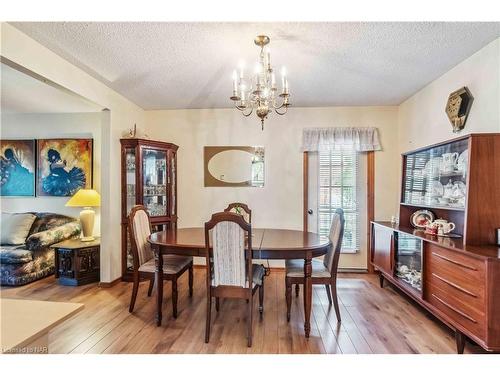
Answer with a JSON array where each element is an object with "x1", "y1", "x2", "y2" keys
[{"x1": 230, "y1": 35, "x2": 290, "y2": 130}]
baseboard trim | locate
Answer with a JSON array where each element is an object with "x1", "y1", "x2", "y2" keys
[
  {"x1": 338, "y1": 268, "x2": 368, "y2": 273},
  {"x1": 193, "y1": 264, "x2": 367, "y2": 273},
  {"x1": 99, "y1": 277, "x2": 121, "y2": 288}
]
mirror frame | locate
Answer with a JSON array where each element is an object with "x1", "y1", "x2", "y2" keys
[{"x1": 204, "y1": 146, "x2": 264, "y2": 187}]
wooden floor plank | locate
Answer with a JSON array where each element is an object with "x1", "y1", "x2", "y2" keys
[{"x1": 1, "y1": 270, "x2": 486, "y2": 354}]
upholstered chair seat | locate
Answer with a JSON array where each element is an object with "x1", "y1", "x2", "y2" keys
[
  {"x1": 210, "y1": 263, "x2": 265, "y2": 287},
  {"x1": 139, "y1": 254, "x2": 193, "y2": 274},
  {"x1": 285, "y1": 259, "x2": 331, "y2": 278}
]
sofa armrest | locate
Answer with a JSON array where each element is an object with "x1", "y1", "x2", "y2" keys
[{"x1": 26, "y1": 221, "x2": 81, "y2": 250}]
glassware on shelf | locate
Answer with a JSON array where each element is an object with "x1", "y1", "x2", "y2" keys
[
  {"x1": 125, "y1": 148, "x2": 136, "y2": 214},
  {"x1": 143, "y1": 149, "x2": 168, "y2": 217},
  {"x1": 403, "y1": 138, "x2": 468, "y2": 210}
]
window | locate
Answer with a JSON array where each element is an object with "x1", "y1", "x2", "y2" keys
[{"x1": 318, "y1": 149, "x2": 360, "y2": 253}]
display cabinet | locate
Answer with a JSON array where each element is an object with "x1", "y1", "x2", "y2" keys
[
  {"x1": 120, "y1": 138, "x2": 178, "y2": 280},
  {"x1": 400, "y1": 133, "x2": 500, "y2": 244},
  {"x1": 371, "y1": 133, "x2": 500, "y2": 353}
]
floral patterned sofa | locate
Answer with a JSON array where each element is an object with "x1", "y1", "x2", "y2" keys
[{"x1": 0, "y1": 212, "x2": 81, "y2": 286}]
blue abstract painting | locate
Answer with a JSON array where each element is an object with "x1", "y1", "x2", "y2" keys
[
  {"x1": 37, "y1": 139, "x2": 92, "y2": 197},
  {"x1": 0, "y1": 139, "x2": 36, "y2": 197}
]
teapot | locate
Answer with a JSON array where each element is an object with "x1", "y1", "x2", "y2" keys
[
  {"x1": 441, "y1": 152, "x2": 459, "y2": 173},
  {"x1": 433, "y1": 219, "x2": 456, "y2": 235}
]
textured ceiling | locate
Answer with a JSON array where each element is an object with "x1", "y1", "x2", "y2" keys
[
  {"x1": 1, "y1": 63, "x2": 104, "y2": 114},
  {"x1": 10, "y1": 22, "x2": 500, "y2": 109}
]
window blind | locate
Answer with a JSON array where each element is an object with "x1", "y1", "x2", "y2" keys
[{"x1": 318, "y1": 149, "x2": 360, "y2": 253}]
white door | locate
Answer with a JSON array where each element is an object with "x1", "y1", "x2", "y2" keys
[{"x1": 307, "y1": 150, "x2": 368, "y2": 270}]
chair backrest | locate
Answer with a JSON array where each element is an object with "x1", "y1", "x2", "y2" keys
[
  {"x1": 128, "y1": 205, "x2": 153, "y2": 269},
  {"x1": 224, "y1": 203, "x2": 252, "y2": 224},
  {"x1": 323, "y1": 208, "x2": 346, "y2": 274},
  {"x1": 205, "y1": 212, "x2": 252, "y2": 288}
]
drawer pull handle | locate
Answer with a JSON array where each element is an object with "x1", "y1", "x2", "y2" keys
[
  {"x1": 432, "y1": 273, "x2": 478, "y2": 298},
  {"x1": 432, "y1": 294, "x2": 477, "y2": 323},
  {"x1": 432, "y1": 252, "x2": 478, "y2": 271}
]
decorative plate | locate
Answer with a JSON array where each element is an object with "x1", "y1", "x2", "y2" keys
[{"x1": 410, "y1": 209, "x2": 436, "y2": 229}]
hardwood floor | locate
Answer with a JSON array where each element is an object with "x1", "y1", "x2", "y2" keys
[{"x1": 0, "y1": 269, "x2": 485, "y2": 354}]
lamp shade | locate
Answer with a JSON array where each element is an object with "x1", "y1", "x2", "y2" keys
[{"x1": 65, "y1": 189, "x2": 101, "y2": 207}]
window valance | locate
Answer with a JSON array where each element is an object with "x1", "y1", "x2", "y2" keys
[{"x1": 302, "y1": 127, "x2": 382, "y2": 152}]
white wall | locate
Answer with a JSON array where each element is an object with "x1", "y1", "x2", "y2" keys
[
  {"x1": 145, "y1": 106, "x2": 400, "y2": 267},
  {"x1": 1, "y1": 112, "x2": 103, "y2": 235},
  {"x1": 398, "y1": 37, "x2": 500, "y2": 152},
  {"x1": 1, "y1": 23, "x2": 145, "y2": 282}
]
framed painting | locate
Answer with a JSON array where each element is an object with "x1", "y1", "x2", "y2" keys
[
  {"x1": 0, "y1": 139, "x2": 36, "y2": 196},
  {"x1": 37, "y1": 139, "x2": 93, "y2": 197}
]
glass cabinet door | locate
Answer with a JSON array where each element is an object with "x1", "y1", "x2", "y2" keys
[
  {"x1": 125, "y1": 148, "x2": 136, "y2": 215},
  {"x1": 170, "y1": 150, "x2": 176, "y2": 217},
  {"x1": 142, "y1": 148, "x2": 167, "y2": 217},
  {"x1": 403, "y1": 138, "x2": 468, "y2": 209},
  {"x1": 394, "y1": 232, "x2": 422, "y2": 293}
]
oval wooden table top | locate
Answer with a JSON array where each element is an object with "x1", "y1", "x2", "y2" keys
[{"x1": 148, "y1": 227, "x2": 332, "y2": 259}]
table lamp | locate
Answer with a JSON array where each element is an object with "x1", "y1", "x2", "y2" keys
[{"x1": 65, "y1": 189, "x2": 101, "y2": 241}]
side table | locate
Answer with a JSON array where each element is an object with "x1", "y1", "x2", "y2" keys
[{"x1": 51, "y1": 238, "x2": 100, "y2": 286}]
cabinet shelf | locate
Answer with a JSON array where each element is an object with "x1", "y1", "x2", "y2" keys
[{"x1": 400, "y1": 202, "x2": 465, "y2": 212}]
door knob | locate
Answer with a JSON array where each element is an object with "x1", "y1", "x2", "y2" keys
[{"x1": 307, "y1": 209, "x2": 313, "y2": 215}]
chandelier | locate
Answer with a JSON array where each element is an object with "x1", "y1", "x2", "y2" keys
[{"x1": 230, "y1": 35, "x2": 290, "y2": 130}]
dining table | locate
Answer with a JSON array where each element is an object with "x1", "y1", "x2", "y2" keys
[{"x1": 148, "y1": 227, "x2": 331, "y2": 338}]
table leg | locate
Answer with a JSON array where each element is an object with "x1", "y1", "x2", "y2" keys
[
  {"x1": 155, "y1": 247, "x2": 164, "y2": 326},
  {"x1": 303, "y1": 253, "x2": 312, "y2": 338}
]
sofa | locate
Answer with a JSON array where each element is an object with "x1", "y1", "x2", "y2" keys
[{"x1": 0, "y1": 212, "x2": 81, "y2": 286}]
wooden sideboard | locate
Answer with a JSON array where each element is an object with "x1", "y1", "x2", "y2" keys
[
  {"x1": 371, "y1": 133, "x2": 500, "y2": 353},
  {"x1": 371, "y1": 222, "x2": 500, "y2": 353}
]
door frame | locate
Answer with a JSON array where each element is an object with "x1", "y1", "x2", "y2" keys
[{"x1": 302, "y1": 151, "x2": 375, "y2": 273}]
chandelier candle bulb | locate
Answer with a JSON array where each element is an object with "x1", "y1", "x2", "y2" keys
[{"x1": 232, "y1": 70, "x2": 238, "y2": 93}]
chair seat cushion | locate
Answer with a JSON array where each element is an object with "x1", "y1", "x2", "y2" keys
[
  {"x1": 211, "y1": 264, "x2": 265, "y2": 287},
  {"x1": 0, "y1": 245, "x2": 33, "y2": 264},
  {"x1": 285, "y1": 259, "x2": 332, "y2": 278},
  {"x1": 139, "y1": 255, "x2": 193, "y2": 274}
]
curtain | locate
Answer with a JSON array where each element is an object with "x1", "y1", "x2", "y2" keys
[{"x1": 302, "y1": 127, "x2": 382, "y2": 152}]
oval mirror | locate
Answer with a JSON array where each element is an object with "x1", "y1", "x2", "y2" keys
[
  {"x1": 204, "y1": 146, "x2": 264, "y2": 187},
  {"x1": 208, "y1": 150, "x2": 253, "y2": 183}
]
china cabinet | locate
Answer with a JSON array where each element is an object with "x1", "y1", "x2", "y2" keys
[
  {"x1": 371, "y1": 133, "x2": 500, "y2": 353},
  {"x1": 120, "y1": 138, "x2": 178, "y2": 280}
]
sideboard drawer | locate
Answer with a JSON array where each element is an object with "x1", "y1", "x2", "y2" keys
[
  {"x1": 426, "y1": 244, "x2": 485, "y2": 288},
  {"x1": 427, "y1": 272, "x2": 485, "y2": 314},
  {"x1": 426, "y1": 282, "x2": 485, "y2": 339}
]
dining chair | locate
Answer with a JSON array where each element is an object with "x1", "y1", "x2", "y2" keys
[
  {"x1": 224, "y1": 202, "x2": 252, "y2": 223},
  {"x1": 285, "y1": 208, "x2": 345, "y2": 322},
  {"x1": 224, "y1": 202, "x2": 270, "y2": 279},
  {"x1": 128, "y1": 205, "x2": 193, "y2": 318},
  {"x1": 204, "y1": 211, "x2": 265, "y2": 347}
]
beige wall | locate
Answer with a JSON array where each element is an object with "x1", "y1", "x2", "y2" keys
[
  {"x1": 398, "y1": 37, "x2": 500, "y2": 153},
  {"x1": 1, "y1": 23, "x2": 145, "y2": 282},
  {"x1": 145, "y1": 106, "x2": 400, "y2": 267}
]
